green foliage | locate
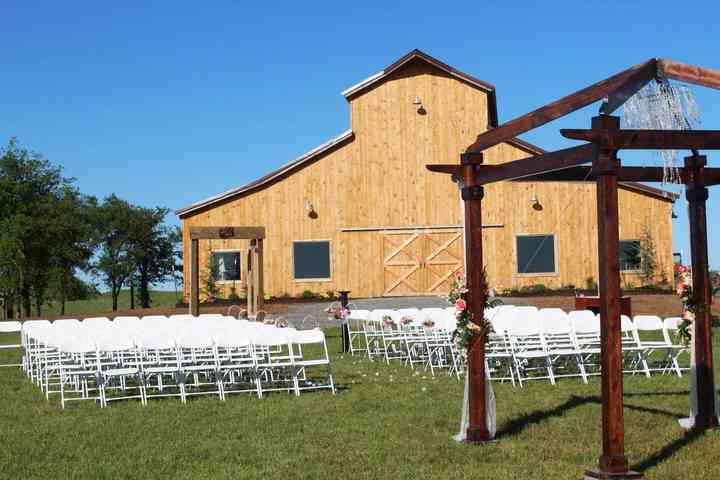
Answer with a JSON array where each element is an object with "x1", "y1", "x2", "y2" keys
[
  {"x1": 201, "y1": 247, "x2": 221, "y2": 302},
  {"x1": 301, "y1": 290, "x2": 315, "y2": 299},
  {"x1": 638, "y1": 224, "x2": 658, "y2": 286},
  {"x1": 520, "y1": 283, "x2": 547, "y2": 294},
  {"x1": 228, "y1": 286, "x2": 241, "y2": 302},
  {"x1": 0, "y1": 138, "x2": 93, "y2": 318},
  {"x1": 585, "y1": 276, "x2": 598, "y2": 291}
]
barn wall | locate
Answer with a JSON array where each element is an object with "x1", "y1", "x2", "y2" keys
[{"x1": 180, "y1": 58, "x2": 675, "y2": 300}]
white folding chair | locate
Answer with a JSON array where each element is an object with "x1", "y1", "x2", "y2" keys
[
  {"x1": 0, "y1": 321, "x2": 22, "y2": 367},
  {"x1": 662, "y1": 317, "x2": 689, "y2": 376},
  {"x1": 291, "y1": 329, "x2": 335, "y2": 395},
  {"x1": 540, "y1": 308, "x2": 586, "y2": 383}
]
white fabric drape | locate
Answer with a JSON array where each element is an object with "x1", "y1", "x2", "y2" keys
[
  {"x1": 679, "y1": 321, "x2": 720, "y2": 429},
  {"x1": 453, "y1": 372, "x2": 496, "y2": 442}
]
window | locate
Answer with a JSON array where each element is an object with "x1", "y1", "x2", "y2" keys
[
  {"x1": 211, "y1": 251, "x2": 241, "y2": 282},
  {"x1": 619, "y1": 240, "x2": 641, "y2": 271},
  {"x1": 293, "y1": 241, "x2": 331, "y2": 280},
  {"x1": 516, "y1": 235, "x2": 556, "y2": 274}
]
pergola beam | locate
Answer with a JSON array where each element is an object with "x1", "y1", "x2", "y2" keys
[
  {"x1": 561, "y1": 129, "x2": 720, "y2": 150},
  {"x1": 660, "y1": 59, "x2": 720, "y2": 91},
  {"x1": 466, "y1": 59, "x2": 657, "y2": 153}
]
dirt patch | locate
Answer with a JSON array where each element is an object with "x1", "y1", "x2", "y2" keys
[{"x1": 507, "y1": 294, "x2": 719, "y2": 318}]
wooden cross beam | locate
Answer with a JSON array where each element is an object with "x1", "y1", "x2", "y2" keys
[
  {"x1": 466, "y1": 59, "x2": 657, "y2": 153},
  {"x1": 659, "y1": 59, "x2": 720, "y2": 91},
  {"x1": 561, "y1": 129, "x2": 720, "y2": 150},
  {"x1": 428, "y1": 143, "x2": 596, "y2": 185}
]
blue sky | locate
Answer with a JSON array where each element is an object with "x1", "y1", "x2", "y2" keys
[{"x1": 2, "y1": 2, "x2": 719, "y2": 269}]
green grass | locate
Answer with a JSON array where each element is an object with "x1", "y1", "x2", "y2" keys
[
  {"x1": 0, "y1": 329, "x2": 719, "y2": 479},
  {"x1": 41, "y1": 290, "x2": 181, "y2": 317}
]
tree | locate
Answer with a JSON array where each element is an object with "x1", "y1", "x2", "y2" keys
[
  {"x1": 46, "y1": 187, "x2": 97, "y2": 314},
  {"x1": 92, "y1": 195, "x2": 137, "y2": 311},
  {"x1": 0, "y1": 139, "x2": 75, "y2": 317},
  {"x1": 129, "y1": 206, "x2": 181, "y2": 308},
  {"x1": 638, "y1": 223, "x2": 658, "y2": 287}
]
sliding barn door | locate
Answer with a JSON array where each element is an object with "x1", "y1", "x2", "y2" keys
[
  {"x1": 382, "y1": 229, "x2": 464, "y2": 296},
  {"x1": 424, "y1": 230, "x2": 464, "y2": 295},
  {"x1": 382, "y1": 231, "x2": 425, "y2": 296}
]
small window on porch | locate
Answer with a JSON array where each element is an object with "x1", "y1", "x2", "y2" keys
[{"x1": 211, "y1": 251, "x2": 241, "y2": 282}]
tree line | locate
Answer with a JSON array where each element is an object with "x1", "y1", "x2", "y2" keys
[{"x1": 0, "y1": 139, "x2": 181, "y2": 319}]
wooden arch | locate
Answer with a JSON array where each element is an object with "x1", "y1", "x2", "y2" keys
[
  {"x1": 428, "y1": 58, "x2": 720, "y2": 479},
  {"x1": 189, "y1": 226, "x2": 265, "y2": 317}
]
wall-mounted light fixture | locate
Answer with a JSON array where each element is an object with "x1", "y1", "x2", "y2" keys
[
  {"x1": 304, "y1": 199, "x2": 318, "y2": 219},
  {"x1": 531, "y1": 195, "x2": 543, "y2": 211},
  {"x1": 413, "y1": 96, "x2": 426, "y2": 115}
]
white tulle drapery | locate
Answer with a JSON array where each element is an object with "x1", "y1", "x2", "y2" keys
[
  {"x1": 453, "y1": 372, "x2": 496, "y2": 442},
  {"x1": 678, "y1": 321, "x2": 720, "y2": 429}
]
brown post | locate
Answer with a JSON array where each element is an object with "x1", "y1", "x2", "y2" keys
[
  {"x1": 256, "y1": 238, "x2": 264, "y2": 312},
  {"x1": 247, "y1": 242, "x2": 255, "y2": 317},
  {"x1": 585, "y1": 115, "x2": 641, "y2": 479},
  {"x1": 461, "y1": 154, "x2": 490, "y2": 443},
  {"x1": 684, "y1": 153, "x2": 719, "y2": 429},
  {"x1": 190, "y1": 238, "x2": 199, "y2": 316}
]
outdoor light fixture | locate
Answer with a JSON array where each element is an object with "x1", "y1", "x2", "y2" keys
[
  {"x1": 531, "y1": 195, "x2": 543, "y2": 211},
  {"x1": 304, "y1": 199, "x2": 318, "y2": 219},
  {"x1": 413, "y1": 96, "x2": 426, "y2": 114}
]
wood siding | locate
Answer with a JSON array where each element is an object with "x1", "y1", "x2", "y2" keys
[{"x1": 180, "y1": 58, "x2": 674, "y2": 299}]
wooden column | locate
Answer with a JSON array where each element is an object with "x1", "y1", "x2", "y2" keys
[
  {"x1": 190, "y1": 238, "x2": 199, "y2": 316},
  {"x1": 247, "y1": 242, "x2": 255, "y2": 317},
  {"x1": 586, "y1": 115, "x2": 641, "y2": 479},
  {"x1": 461, "y1": 154, "x2": 490, "y2": 443},
  {"x1": 256, "y1": 239, "x2": 264, "y2": 312},
  {"x1": 684, "y1": 153, "x2": 719, "y2": 429}
]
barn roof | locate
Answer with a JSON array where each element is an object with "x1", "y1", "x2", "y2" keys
[{"x1": 177, "y1": 50, "x2": 676, "y2": 218}]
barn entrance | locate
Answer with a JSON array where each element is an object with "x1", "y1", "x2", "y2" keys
[{"x1": 381, "y1": 229, "x2": 464, "y2": 296}]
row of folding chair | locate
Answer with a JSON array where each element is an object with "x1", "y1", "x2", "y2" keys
[
  {"x1": 346, "y1": 307, "x2": 462, "y2": 377},
  {"x1": 21, "y1": 315, "x2": 334, "y2": 408},
  {"x1": 486, "y1": 306, "x2": 688, "y2": 386}
]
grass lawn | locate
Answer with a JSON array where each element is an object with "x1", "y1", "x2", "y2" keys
[
  {"x1": 1, "y1": 328, "x2": 719, "y2": 479},
  {"x1": 40, "y1": 290, "x2": 181, "y2": 318}
]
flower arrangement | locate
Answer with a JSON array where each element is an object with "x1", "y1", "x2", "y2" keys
[
  {"x1": 382, "y1": 315, "x2": 395, "y2": 329},
  {"x1": 448, "y1": 269, "x2": 502, "y2": 356},
  {"x1": 325, "y1": 306, "x2": 350, "y2": 321},
  {"x1": 400, "y1": 315, "x2": 414, "y2": 326},
  {"x1": 675, "y1": 263, "x2": 694, "y2": 346}
]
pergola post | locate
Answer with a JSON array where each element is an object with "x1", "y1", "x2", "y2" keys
[
  {"x1": 684, "y1": 153, "x2": 719, "y2": 429},
  {"x1": 190, "y1": 238, "x2": 200, "y2": 317},
  {"x1": 460, "y1": 154, "x2": 490, "y2": 443},
  {"x1": 586, "y1": 115, "x2": 641, "y2": 480}
]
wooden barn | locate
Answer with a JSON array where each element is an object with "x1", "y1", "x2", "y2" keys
[{"x1": 176, "y1": 49, "x2": 677, "y2": 300}]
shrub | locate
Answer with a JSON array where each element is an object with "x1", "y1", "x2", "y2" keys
[
  {"x1": 228, "y1": 287, "x2": 241, "y2": 302},
  {"x1": 301, "y1": 290, "x2": 315, "y2": 299},
  {"x1": 585, "y1": 276, "x2": 598, "y2": 291}
]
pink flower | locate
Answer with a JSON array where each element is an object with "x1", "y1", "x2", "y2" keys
[{"x1": 455, "y1": 298, "x2": 467, "y2": 311}]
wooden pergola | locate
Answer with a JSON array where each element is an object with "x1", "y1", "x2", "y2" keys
[
  {"x1": 428, "y1": 58, "x2": 720, "y2": 479},
  {"x1": 189, "y1": 226, "x2": 265, "y2": 317}
]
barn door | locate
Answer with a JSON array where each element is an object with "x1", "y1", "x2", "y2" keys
[
  {"x1": 382, "y1": 231, "x2": 425, "y2": 296},
  {"x1": 424, "y1": 230, "x2": 464, "y2": 294},
  {"x1": 382, "y1": 229, "x2": 464, "y2": 296}
]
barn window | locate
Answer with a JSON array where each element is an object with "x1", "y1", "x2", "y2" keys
[
  {"x1": 516, "y1": 235, "x2": 556, "y2": 274},
  {"x1": 211, "y1": 251, "x2": 241, "y2": 282},
  {"x1": 293, "y1": 241, "x2": 331, "y2": 280},
  {"x1": 619, "y1": 240, "x2": 641, "y2": 271}
]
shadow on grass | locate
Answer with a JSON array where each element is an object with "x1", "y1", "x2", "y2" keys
[
  {"x1": 496, "y1": 395, "x2": 594, "y2": 438},
  {"x1": 632, "y1": 428, "x2": 706, "y2": 472},
  {"x1": 496, "y1": 392, "x2": 709, "y2": 473}
]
